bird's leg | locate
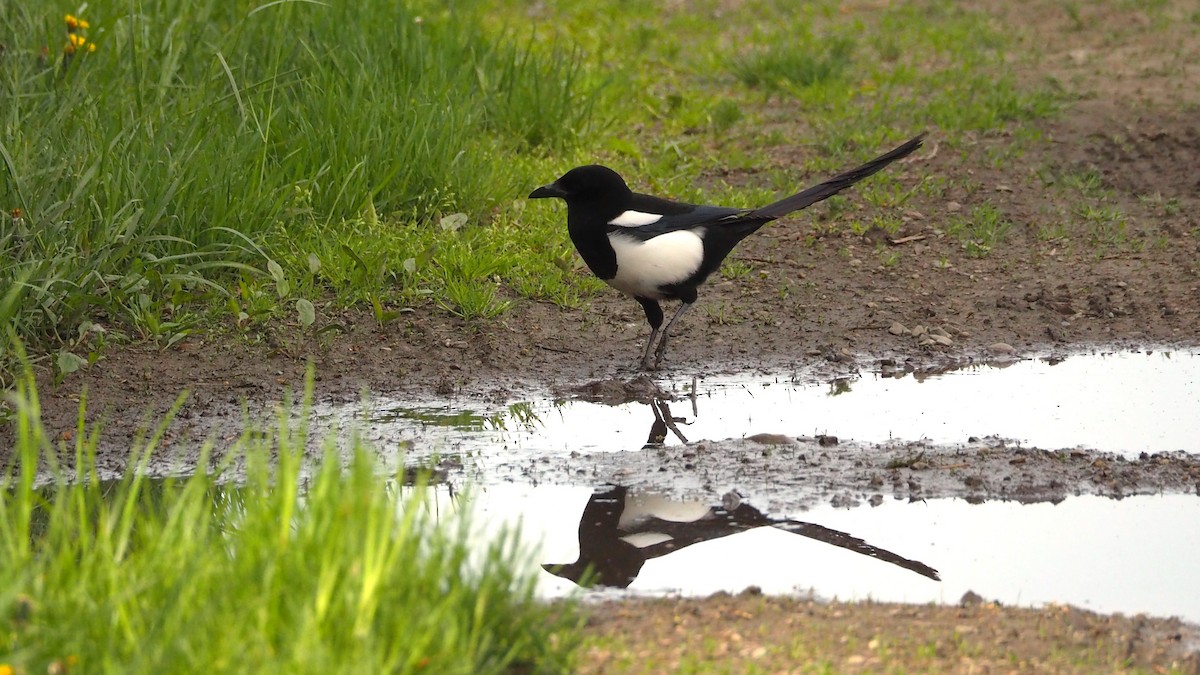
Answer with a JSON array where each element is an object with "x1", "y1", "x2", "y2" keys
[
  {"x1": 635, "y1": 297, "x2": 664, "y2": 371},
  {"x1": 652, "y1": 301, "x2": 693, "y2": 368},
  {"x1": 640, "y1": 328, "x2": 660, "y2": 370}
]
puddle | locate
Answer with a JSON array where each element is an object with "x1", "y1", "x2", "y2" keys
[
  {"x1": 463, "y1": 486, "x2": 1200, "y2": 623},
  {"x1": 330, "y1": 350, "x2": 1200, "y2": 465},
  {"x1": 54, "y1": 477, "x2": 1200, "y2": 622},
  {"x1": 306, "y1": 349, "x2": 1200, "y2": 622},
  {"x1": 42, "y1": 350, "x2": 1198, "y2": 624}
]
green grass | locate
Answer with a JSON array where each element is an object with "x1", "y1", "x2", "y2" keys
[
  {"x1": 1, "y1": 0, "x2": 1070, "y2": 384},
  {"x1": 0, "y1": 1, "x2": 598, "y2": 382},
  {"x1": 730, "y1": 35, "x2": 856, "y2": 91},
  {"x1": 0, "y1": 366, "x2": 579, "y2": 673},
  {"x1": 944, "y1": 203, "x2": 1014, "y2": 257},
  {"x1": 1074, "y1": 203, "x2": 1135, "y2": 249}
]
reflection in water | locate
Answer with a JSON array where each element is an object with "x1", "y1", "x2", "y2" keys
[
  {"x1": 343, "y1": 351, "x2": 1200, "y2": 459},
  {"x1": 543, "y1": 485, "x2": 940, "y2": 588},
  {"x1": 644, "y1": 398, "x2": 689, "y2": 445}
]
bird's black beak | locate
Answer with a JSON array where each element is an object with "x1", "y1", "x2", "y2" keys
[{"x1": 529, "y1": 182, "x2": 567, "y2": 199}]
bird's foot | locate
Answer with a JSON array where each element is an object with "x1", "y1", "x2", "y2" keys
[
  {"x1": 639, "y1": 356, "x2": 659, "y2": 371},
  {"x1": 652, "y1": 343, "x2": 669, "y2": 370}
]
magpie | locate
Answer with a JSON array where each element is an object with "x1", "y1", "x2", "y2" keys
[
  {"x1": 529, "y1": 134, "x2": 924, "y2": 370},
  {"x1": 542, "y1": 485, "x2": 939, "y2": 588}
]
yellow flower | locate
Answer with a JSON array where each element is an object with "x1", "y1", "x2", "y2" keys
[
  {"x1": 65, "y1": 14, "x2": 90, "y2": 31},
  {"x1": 0, "y1": 663, "x2": 14, "y2": 675},
  {"x1": 64, "y1": 33, "x2": 96, "y2": 55}
]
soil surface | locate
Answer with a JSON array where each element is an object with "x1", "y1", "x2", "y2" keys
[
  {"x1": 579, "y1": 593, "x2": 1200, "y2": 673},
  {"x1": 4, "y1": 0, "x2": 1200, "y2": 670}
]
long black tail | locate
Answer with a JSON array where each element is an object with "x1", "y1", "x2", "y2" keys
[{"x1": 750, "y1": 134, "x2": 925, "y2": 220}]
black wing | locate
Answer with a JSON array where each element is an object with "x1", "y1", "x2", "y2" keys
[{"x1": 608, "y1": 195, "x2": 752, "y2": 241}]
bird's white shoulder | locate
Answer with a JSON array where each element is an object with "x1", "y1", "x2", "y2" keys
[{"x1": 608, "y1": 210, "x2": 663, "y2": 227}]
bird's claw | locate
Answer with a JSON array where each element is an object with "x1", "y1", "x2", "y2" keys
[{"x1": 652, "y1": 342, "x2": 669, "y2": 369}]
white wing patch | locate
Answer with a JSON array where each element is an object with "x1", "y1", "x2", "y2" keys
[
  {"x1": 616, "y1": 494, "x2": 713, "y2": 549},
  {"x1": 619, "y1": 532, "x2": 674, "y2": 549},
  {"x1": 608, "y1": 210, "x2": 663, "y2": 227},
  {"x1": 607, "y1": 229, "x2": 705, "y2": 299},
  {"x1": 618, "y1": 494, "x2": 713, "y2": 528}
]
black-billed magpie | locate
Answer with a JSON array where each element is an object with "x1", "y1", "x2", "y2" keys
[
  {"x1": 542, "y1": 485, "x2": 939, "y2": 588},
  {"x1": 529, "y1": 134, "x2": 924, "y2": 369}
]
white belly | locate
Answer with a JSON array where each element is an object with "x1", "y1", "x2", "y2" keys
[
  {"x1": 618, "y1": 493, "x2": 713, "y2": 528},
  {"x1": 606, "y1": 229, "x2": 704, "y2": 299}
]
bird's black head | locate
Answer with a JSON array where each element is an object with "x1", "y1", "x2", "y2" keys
[{"x1": 528, "y1": 165, "x2": 632, "y2": 206}]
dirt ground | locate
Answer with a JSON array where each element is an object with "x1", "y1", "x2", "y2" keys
[
  {"x1": 4, "y1": 0, "x2": 1200, "y2": 671},
  {"x1": 579, "y1": 593, "x2": 1200, "y2": 674}
]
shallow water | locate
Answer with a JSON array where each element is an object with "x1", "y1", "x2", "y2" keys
[
  {"x1": 332, "y1": 350, "x2": 1200, "y2": 461},
  {"x1": 461, "y1": 486, "x2": 1200, "y2": 622},
  {"x1": 311, "y1": 349, "x2": 1200, "y2": 621},
  {"x1": 53, "y1": 349, "x2": 1186, "y2": 624}
]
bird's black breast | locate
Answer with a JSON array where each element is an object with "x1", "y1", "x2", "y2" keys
[{"x1": 566, "y1": 211, "x2": 618, "y2": 280}]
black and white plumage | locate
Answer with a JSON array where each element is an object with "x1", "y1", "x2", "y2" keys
[
  {"x1": 542, "y1": 485, "x2": 940, "y2": 588},
  {"x1": 529, "y1": 134, "x2": 925, "y2": 369}
]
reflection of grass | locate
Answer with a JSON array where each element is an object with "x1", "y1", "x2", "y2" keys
[
  {"x1": 502, "y1": 401, "x2": 543, "y2": 430},
  {"x1": 390, "y1": 407, "x2": 489, "y2": 430},
  {"x1": 827, "y1": 379, "x2": 853, "y2": 396},
  {"x1": 886, "y1": 451, "x2": 926, "y2": 469},
  {"x1": 0, "y1": 370, "x2": 578, "y2": 672},
  {"x1": 485, "y1": 404, "x2": 531, "y2": 432},
  {"x1": 381, "y1": 401, "x2": 544, "y2": 432}
]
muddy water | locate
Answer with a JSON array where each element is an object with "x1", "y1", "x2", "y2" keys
[{"x1": 311, "y1": 350, "x2": 1200, "y2": 622}]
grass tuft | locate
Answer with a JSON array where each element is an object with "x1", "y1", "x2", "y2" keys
[
  {"x1": 0, "y1": 365, "x2": 580, "y2": 672},
  {"x1": 945, "y1": 203, "x2": 1013, "y2": 257},
  {"x1": 730, "y1": 35, "x2": 855, "y2": 91}
]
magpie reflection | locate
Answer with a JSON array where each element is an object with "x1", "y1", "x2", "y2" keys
[
  {"x1": 645, "y1": 398, "x2": 688, "y2": 445},
  {"x1": 543, "y1": 485, "x2": 940, "y2": 588}
]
